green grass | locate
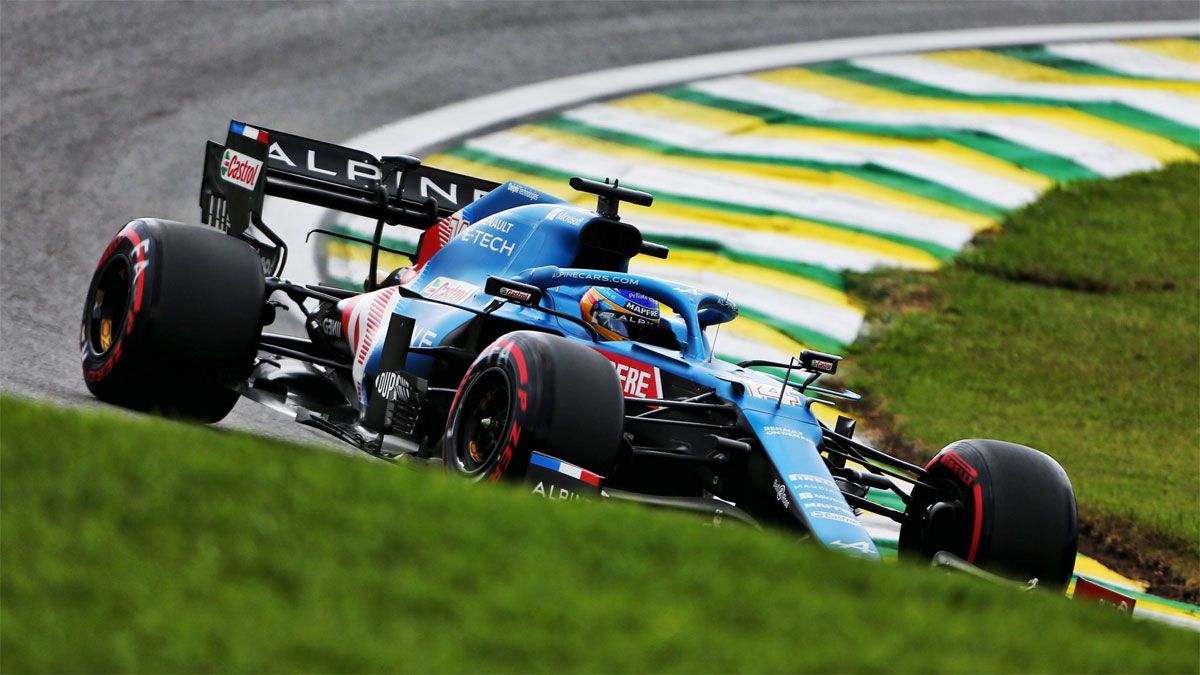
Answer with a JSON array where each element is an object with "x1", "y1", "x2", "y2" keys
[
  {"x1": 2, "y1": 396, "x2": 1196, "y2": 672},
  {"x1": 846, "y1": 162, "x2": 1200, "y2": 591}
]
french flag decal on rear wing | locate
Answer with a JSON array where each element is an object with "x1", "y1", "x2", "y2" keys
[
  {"x1": 229, "y1": 120, "x2": 269, "y2": 143},
  {"x1": 526, "y1": 452, "x2": 603, "y2": 501}
]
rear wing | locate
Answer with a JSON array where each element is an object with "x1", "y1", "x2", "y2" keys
[{"x1": 200, "y1": 120, "x2": 500, "y2": 276}]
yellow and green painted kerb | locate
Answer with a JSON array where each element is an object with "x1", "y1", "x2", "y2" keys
[
  {"x1": 323, "y1": 37, "x2": 1199, "y2": 366},
  {"x1": 318, "y1": 37, "x2": 1200, "y2": 624}
]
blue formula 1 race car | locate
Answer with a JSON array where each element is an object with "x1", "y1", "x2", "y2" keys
[{"x1": 80, "y1": 121, "x2": 1079, "y2": 589}]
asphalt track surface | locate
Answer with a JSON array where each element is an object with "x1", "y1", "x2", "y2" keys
[{"x1": 2, "y1": 1, "x2": 1196, "y2": 447}]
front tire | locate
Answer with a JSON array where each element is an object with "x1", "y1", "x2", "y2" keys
[
  {"x1": 900, "y1": 439, "x2": 1078, "y2": 591},
  {"x1": 80, "y1": 219, "x2": 266, "y2": 422},
  {"x1": 443, "y1": 331, "x2": 624, "y2": 481}
]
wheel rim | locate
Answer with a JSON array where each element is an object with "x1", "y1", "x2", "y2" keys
[
  {"x1": 452, "y1": 368, "x2": 514, "y2": 476},
  {"x1": 87, "y1": 253, "x2": 133, "y2": 357}
]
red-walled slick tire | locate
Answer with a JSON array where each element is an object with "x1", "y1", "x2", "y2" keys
[
  {"x1": 900, "y1": 439, "x2": 1078, "y2": 591},
  {"x1": 443, "y1": 331, "x2": 624, "y2": 481},
  {"x1": 80, "y1": 219, "x2": 265, "y2": 422}
]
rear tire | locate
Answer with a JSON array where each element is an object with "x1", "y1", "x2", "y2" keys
[
  {"x1": 80, "y1": 219, "x2": 266, "y2": 422},
  {"x1": 900, "y1": 439, "x2": 1078, "y2": 590},
  {"x1": 443, "y1": 331, "x2": 624, "y2": 481}
]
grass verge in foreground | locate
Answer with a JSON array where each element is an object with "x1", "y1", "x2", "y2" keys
[
  {"x1": 2, "y1": 396, "x2": 1197, "y2": 673},
  {"x1": 846, "y1": 162, "x2": 1200, "y2": 601}
]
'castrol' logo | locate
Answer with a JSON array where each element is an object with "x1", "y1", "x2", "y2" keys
[{"x1": 221, "y1": 149, "x2": 262, "y2": 190}]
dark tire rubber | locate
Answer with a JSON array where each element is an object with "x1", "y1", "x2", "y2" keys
[
  {"x1": 900, "y1": 439, "x2": 1078, "y2": 591},
  {"x1": 80, "y1": 219, "x2": 265, "y2": 423},
  {"x1": 443, "y1": 331, "x2": 624, "y2": 481}
]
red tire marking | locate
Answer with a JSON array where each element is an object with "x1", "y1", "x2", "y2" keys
[
  {"x1": 446, "y1": 369, "x2": 473, "y2": 428},
  {"x1": 937, "y1": 450, "x2": 977, "y2": 486},
  {"x1": 490, "y1": 423, "x2": 522, "y2": 482},
  {"x1": 511, "y1": 347, "x2": 527, "y2": 385},
  {"x1": 967, "y1": 482, "x2": 984, "y2": 563},
  {"x1": 86, "y1": 224, "x2": 146, "y2": 383},
  {"x1": 95, "y1": 237, "x2": 121, "y2": 272},
  {"x1": 927, "y1": 449, "x2": 985, "y2": 564},
  {"x1": 492, "y1": 339, "x2": 527, "y2": 385}
]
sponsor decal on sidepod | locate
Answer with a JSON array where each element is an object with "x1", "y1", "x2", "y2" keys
[
  {"x1": 422, "y1": 277, "x2": 480, "y2": 304},
  {"x1": 374, "y1": 371, "x2": 412, "y2": 402},
  {"x1": 809, "y1": 510, "x2": 859, "y2": 525},
  {"x1": 772, "y1": 478, "x2": 790, "y2": 509},
  {"x1": 764, "y1": 425, "x2": 808, "y2": 439},
  {"x1": 552, "y1": 269, "x2": 639, "y2": 286},
  {"x1": 830, "y1": 539, "x2": 875, "y2": 554},
  {"x1": 340, "y1": 286, "x2": 402, "y2": 395},
  {"x1": 597, "y1": 351, "x2": 663, "y2": 399},
  {"x1": 459, "y1": 227, "x2": 516, "y2": 256},
  {"x1": 736, "y1": 376, "x2": 803, "y2": 406},
  {"x1": 788, "y1": 473, "x2": 838, "y2": 489},
  {"x1": 321, "y1": 317, "x2": 343, "y2": 338}
]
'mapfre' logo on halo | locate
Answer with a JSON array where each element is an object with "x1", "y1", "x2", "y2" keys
[{"x1": 220, "y1": 149, "x2": 262, "y2": 190}]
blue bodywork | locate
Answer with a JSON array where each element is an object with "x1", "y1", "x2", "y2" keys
[{"x1": 359, "y1": 181, "x2": 879, "y2": 558}]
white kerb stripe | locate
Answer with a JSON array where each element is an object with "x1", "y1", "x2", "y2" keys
[
  {"x1": 851, "y1": 53, "x2": 1200, "y2": 129},
  {"x1": 1047, "y1": 41, "x2": 1200, "y2": 82}
]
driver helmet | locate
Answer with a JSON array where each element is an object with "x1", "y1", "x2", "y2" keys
[{"x1": 580, "y1": 286, "x2": 661, "y2": 342}]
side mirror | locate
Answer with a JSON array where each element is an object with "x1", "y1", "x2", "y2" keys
[
  {"x1": 835, "y1": 415, "x2": 856, "y2": 439},
  {"x1": 799, "y1": 349, "x2": 841, "y2": 375}
]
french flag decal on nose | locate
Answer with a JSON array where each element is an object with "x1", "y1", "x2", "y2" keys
[
  {"x1": 529, "y1": 453, "x2": 602, "y2": 487},
  {"x1": 229, "y1": 120, "x2": 269, "y2": 144}
]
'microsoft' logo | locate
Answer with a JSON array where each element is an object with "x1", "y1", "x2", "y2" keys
[{"x1": 220, "y1": 149, "x2": 262, "y2": 190}]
